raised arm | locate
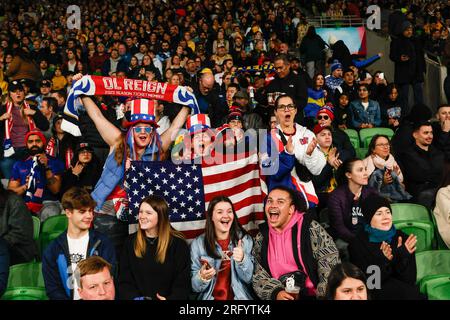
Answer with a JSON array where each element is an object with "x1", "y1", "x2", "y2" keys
[{"x1": 160, "y1": 106, "x2": 189, "y2": 152}]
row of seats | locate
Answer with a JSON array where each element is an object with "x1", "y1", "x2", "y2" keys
[
  {"x1": 1, "y1": 215, "x2": 69, "y2": 300},
  {"x1": 344, "y1": 127, "x2": 395, "y2": 159},
  {"x1": 32, "y1": 214, "x2": 68, "y2": 255},
  {"x1": 3, "y1": 204, "x2": 449, "y2": 300}
]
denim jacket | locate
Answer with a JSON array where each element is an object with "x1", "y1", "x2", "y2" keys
[
  {"x1": 190, "y1": 233, "x2": 254, "y2": 300},
  {"x1": 349, "y1": 99, "x2": 381, "y2": 128}
]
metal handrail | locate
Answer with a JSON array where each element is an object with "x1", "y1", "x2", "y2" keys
[{"x1": 308, "y1": 15, "x2": 364, "y2": 28}]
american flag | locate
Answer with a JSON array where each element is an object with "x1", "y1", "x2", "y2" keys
[{"x1": 125, "y1": 152, "x2": 266, "y2": 239}]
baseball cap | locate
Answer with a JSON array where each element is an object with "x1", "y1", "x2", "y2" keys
[{"x1": 8, "y1": 80, "x2": 24, "y2": 92}]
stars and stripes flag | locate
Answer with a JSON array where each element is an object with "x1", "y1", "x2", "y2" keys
[{"x1": 125, "y1": 152, "x2": 267, "y2": 240}]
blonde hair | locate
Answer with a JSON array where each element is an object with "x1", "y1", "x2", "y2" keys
[{"x1": 134, "y1": 196, "x2": 184, "y2": 264}]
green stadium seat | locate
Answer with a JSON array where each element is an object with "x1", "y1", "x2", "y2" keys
[
  {"x1": 391, "y1": 203, "x2": 431, "y2": 223},
  {"x1": 419, "y1": 274, "x2": 450, "y2": 295},
  {"x1": 40, "y1": 214, "x2": 68, "y2": 253},
  {"x1": 416, "y1": 250, "x2": 450, "y2": 284},
  {"x1": 31, "y1": 216, "x2": 40, "y2": 241},
  {"x1": 344, "y1": 129, "x2": 360, "y2": 149},
  {"x1": 431, "y1": 211, "x2": 450, "y2": 250},
  {"x1": 426, "y1": 279, "x2": 450, "y2": 300},
  {"x1": 356, "y1": 147, "x2": 368, "y2": 159},
  {"x1": 394, "y1": 221, "x2": 434, "y2": 253},
  {"x1": 1, "y1": 287, "x2": 48, "y2": 300},
  {"x1": 6, "y1": 262, "x2": 45, "y2": 288},
  {"x1": 359, "y1": 127, "x2": 394, "y2": 148}
]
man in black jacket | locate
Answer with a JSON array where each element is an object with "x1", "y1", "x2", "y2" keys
[
  {"x1": 400, "y1": 121, "x2": 445, "y2": 207},
  {"x1": 192, "y1": 71, "x2": 225, "y2": 128},
  {"x1": 264, "y1": 54, "x2": 308, "y2": 124}
]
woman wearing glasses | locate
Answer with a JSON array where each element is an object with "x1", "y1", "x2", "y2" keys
[
  {"x1": 362, "y1": 135, "x2": 411, "y2": 202},
  {"x1": 263, "y1": 94, "x2": 326, "y2": 211},
  {"x1": 190, "y1": 196, "x2": 254, "y2": 300},
  {"x1": 349, "y1": 84, "x2": 381, "y2": 129}
]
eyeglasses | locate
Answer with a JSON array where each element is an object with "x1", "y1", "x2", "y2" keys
[
  {"x1": 375, "y1": 143, "x2": 390, "y2": 148},
  {"x1": 133, "y1": 126, "x2": 153, "y2": 134},
  {"x1": 317, "y1": 115, "x2": 329, "y2": 120},
  {"x1": 276, "y1": 104, "x2": 296, "y2": 111}
]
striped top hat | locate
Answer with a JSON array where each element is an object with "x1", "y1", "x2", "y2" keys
[
  {"x1": 186, "y1": 114, "x2": 211, "y2": 135},
  {"x1": 124, "y1": 99, "x2": 159, "y2": 128}
]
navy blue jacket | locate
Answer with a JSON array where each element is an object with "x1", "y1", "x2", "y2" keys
[{"x1": 42, "y1": 229, "x2": 116, "y2": 300}]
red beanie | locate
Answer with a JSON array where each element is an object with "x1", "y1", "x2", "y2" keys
[
  {"x1": 317, "y1": 103, "x2": 335, "y2": 121},
  {"x1": 24, "y1": 129, "x2": 47, "y2": 146}
]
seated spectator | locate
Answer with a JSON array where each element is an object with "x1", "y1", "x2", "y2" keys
[
  {"x1": 228, "y1": 92, "x2": 264, "y2": 130},
  {"x1": 328, "y1": 159, "x2": 378, "y2": 259},
  {"x1": 8, "y1": 130, "x2": 64, "y2": 222},
  {"x1": 391, "y1": 103, "x2": 432, "y2": 158},
  {"x1": 118, "y1": 196, "x2": 190, "y2": 300},
  {"x1": 434, "y1": 166, "x2": 450, "y2": 249},
  {"x1": 334, "y1": 67, "x2": 358, "y2": 105},
  {"x1": 316, "y1": 105, "x2": 356, "y2": 159},
  {"x1": 363, "y1": 135, "x2": 412, "y2": 202},
  {"x1": 400, "y1": 121, "x2": 445, "y2": 207},
  {"x1": 40, "y1": 97, "x2": 58, "y2": 140},
  {"x1": 0, "y1": 80, "x2": 49, "y2": 180},
  {"x1": 334, "y1": 92, "x2": 351, "y2": 130},
  {"x1": 432, "y1": 104, "x2": 450, "y2": 162},
  {"x1": 325, "y1": 60, "x2": 344, "y2": 93},
  {"x1": 75, "y1": 256, "x2": 115, "y2": 300},
  {"x1": 42, "y1": 187, "x2": 117, "y2": 300},
  {"x1": 348, "y1": 194, "x2": 423, "y2": 300},
  {"x1": 46, "y1": 113, "x2": 78, "y2": 170},
  {"x1": 312, "y1": 125, "x2": 345, "y2": 209},
  {"x1": 61, "y1": 142, "x2": 102, "y2": 195},
  {"x1": 190, "y1": 196, "x2": 254, "y2": 300},
  {"x1": 304, "y1": 73, "x2": 326, "y2": 128},
  {"x1": 51, "y1": 66, "x2": 67, "y2": 91},
  {"x1": 0, "y1": 183, "x2": 36, "y2": 265},
  {"x1": 264, "y1": 95, "x2": 326, "y2": 210},
  {"x1": 369, "y1": 71, "x2": 389, "y2": 103},
  {"x1": 380, "y1": 83, "x2": 403, "y2": 129},
  {"x1": 252, "y1": 186, "x2": 339, "y2": 300},
  {"x1": 324, "y1": 262, "x2": 369, "y2": 300},
  {"x1": 349, "y1": 84, "x2": 381, "y2": 129},
  {"x1": 0, "y1": 238, "x2": 8, "y2": 296}
]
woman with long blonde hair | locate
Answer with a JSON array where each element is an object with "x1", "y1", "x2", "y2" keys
[{"x1": 119, "y1": 195, "x2": 191, "y2": 300}]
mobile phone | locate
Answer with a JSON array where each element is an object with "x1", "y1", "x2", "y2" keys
[
  {"x1": 379, "y1": 73, "x2": 384, "y2": 80},
  {"x1": 200, "y1": 259, "x2": 211, "y2": 270}
]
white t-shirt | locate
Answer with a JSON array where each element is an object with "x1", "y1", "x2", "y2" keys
[
  {"x1": 67, "y1": 232, "x2": 90, "y2": 300},
  {"x1": 362, "y1": 101, "x2": 369, "y2": 111}
]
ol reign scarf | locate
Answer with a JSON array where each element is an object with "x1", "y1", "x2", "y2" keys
[
  {"x1": 61, "y1": 75, "x2": 200, "y2": 137},
  {"x1": 3, "y1": 101, "x2": 37, "y2": 157}
]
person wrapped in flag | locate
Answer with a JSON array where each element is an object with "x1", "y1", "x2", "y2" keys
[
  {"x1": 7, "y1": 130, "x2": 64, "y2": 222},
  {"x1": 0, "y1": 80, "x2": 50, "y2": 180},
  {"x1": 262, "y1": 94, "x2": 326, "y2": 212},
  {"x1": 70, "y1": 73, "x2": 192, "y2": 236}
]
